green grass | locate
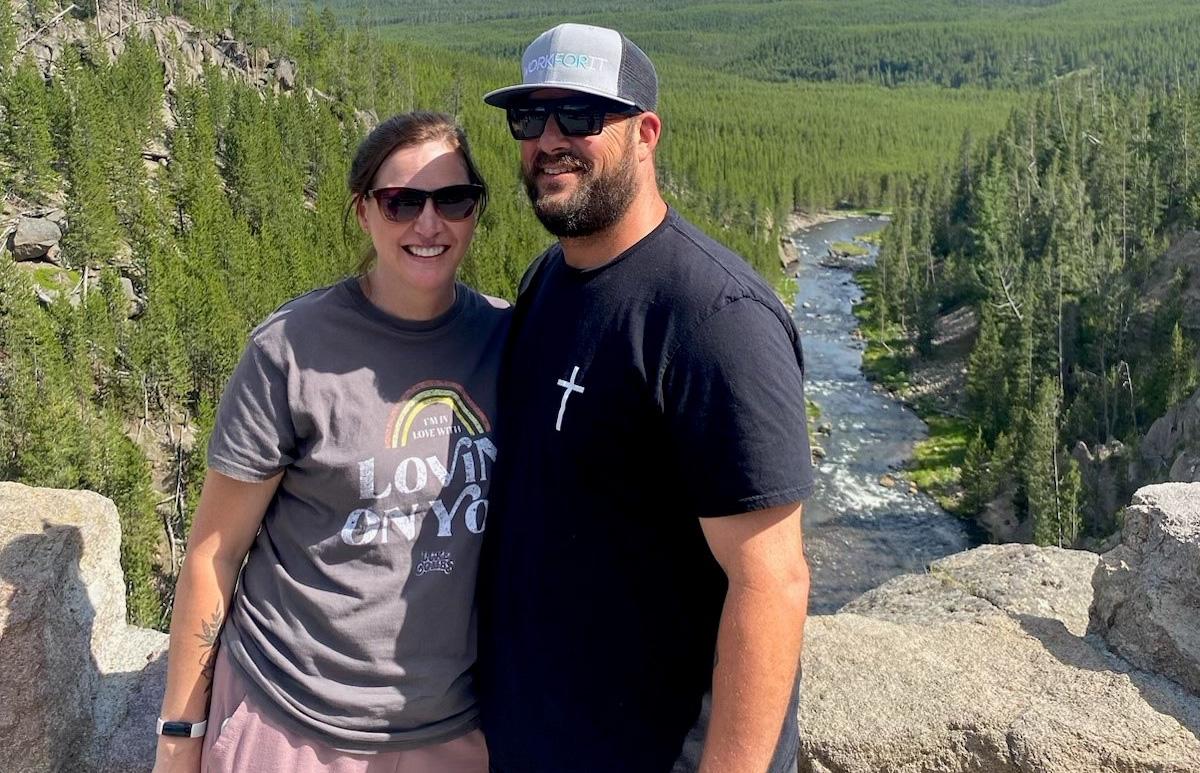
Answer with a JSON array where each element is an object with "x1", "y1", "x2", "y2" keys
[
  {"x1": 28, "y1": 264, "x2": 79, "y2": 293},
  {"x1": 830, "y1": 240, "x2": 870, "y2": 257},
  {"x1": 857, "y1": 228, "x2": 885, "y2": 244},
  {"x1": 908, "y1": 412, "x2": 971, "y2": 514},
  {"x1": 853, "y1": 265, "x2": 971, "y2": 514}
]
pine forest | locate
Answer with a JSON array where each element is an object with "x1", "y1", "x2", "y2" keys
[{"x1": 1, "y1": 0, "x2": 1198, "y2": 626}]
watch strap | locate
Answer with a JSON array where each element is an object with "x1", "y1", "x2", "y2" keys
[{"x1": 156, "y1": 718, "x2": 208, "y2": 738}]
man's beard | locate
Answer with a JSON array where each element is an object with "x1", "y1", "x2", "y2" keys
[{"x1": 521, "y1": 134, "x2": 638, "y2": 238}]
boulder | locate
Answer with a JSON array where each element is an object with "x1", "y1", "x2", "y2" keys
[
  {"x1": 844, "y1": 543, "x2": 1100, "y2": 635},
  {"x1": 1170, "y1": 450, "x2": 1200, "y2": 482},
  {"x1": 799, "y1": 614, "x2": 1200, "y2": 772},
  {"x1": 0, "y1": 483, "x2": 168, "y2": 773},
  {"x1": 119, "y1": 276, "x2": 145, "y2": 318},
  {"x1": 25, "y1": 207, "x2": 68, "y2": 229},
  {"x1": 354, "y1": 107, "x2": 379, "y2": 132},
  {"x1": 802, "y1": 540, "x2": 1200, "y2": 772},
  {"x1": 9, "y1": 216, "x2": 63, "y2": 261},
  {"x1": 976, "y1": 480, "x2": 1028, "y2": 543},
  {"x1": 1090, "y1": 483, "x2": 1200, "y2": 696},
  {"x1": 274, "y1": 57, "x2": 297, "y2": 90}
]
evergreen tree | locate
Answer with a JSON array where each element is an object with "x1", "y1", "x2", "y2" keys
[
  {"x1": 61, "y1": 58, "x2": 123, "y2": 269},
  {"x1": 1026, "y1": 379, "x2": 1063, "y2": 546},
  {"x1": 0, "y1": 3, "x2": 15, "y2": 67},
  {"x1": 1, "y1": 63, "x2": 57, "y2": 200},
  {"x1": 960, "y1": 429, "x2": 992, "y2": 514},
  {"x1": 965, "y1": 307, "x2": 1009, "y2": 442},
  {"x1": 1060, "y1": 456, "x2": 1083, "y2": 545},
  {"x1": 1163, "y1": 321, "x2": 1199, "y2": 409}
]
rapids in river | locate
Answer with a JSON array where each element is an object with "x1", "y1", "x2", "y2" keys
[{"x1": 791, "y1": 216, "x2": 982, "y2": 613}]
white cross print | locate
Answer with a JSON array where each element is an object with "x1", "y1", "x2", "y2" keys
[{"x1": 555, "y1": 365, "x2": 586, "y2": 432}]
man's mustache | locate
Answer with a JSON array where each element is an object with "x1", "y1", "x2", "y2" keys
[{"x1": 529, "y1": 152, "x2": 591, "y2": 174}]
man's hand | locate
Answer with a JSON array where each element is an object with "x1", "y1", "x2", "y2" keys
[{"x1": 697, "y1": 502, "x2": 809, "y2": 773}]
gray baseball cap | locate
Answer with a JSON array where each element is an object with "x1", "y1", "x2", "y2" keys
[{"x1": 483, "y1": 23, "x2": 658, "y2": 111}]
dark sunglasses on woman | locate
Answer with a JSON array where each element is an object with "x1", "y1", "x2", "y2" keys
[
  {"x1": 367, "y1": 184, "x2": 485, "y2": 223},
  {"x1": 506, "y1": 97, "x2": 643, "y2": 140}
]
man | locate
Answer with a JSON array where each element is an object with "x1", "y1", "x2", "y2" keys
[{"x1": 478, "y1": 23, "x2": 814, "y2": 773}]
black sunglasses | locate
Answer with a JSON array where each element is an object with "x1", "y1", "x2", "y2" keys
[
  {"x1": 506, "y1": 98, "x2": 642, "y2": 140},
  {"x1": 366, "y1": 184, "x2": 484, "y2": 223}
]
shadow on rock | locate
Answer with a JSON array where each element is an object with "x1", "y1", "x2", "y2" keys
[{"x1": 1015, "y1": 613, "x2": 1200, "y2": 742}]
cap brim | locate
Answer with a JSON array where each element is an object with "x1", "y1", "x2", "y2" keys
[{"x1": 482, "y1": 83, "x2": 640, "y2": 109}]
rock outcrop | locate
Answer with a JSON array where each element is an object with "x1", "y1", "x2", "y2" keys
[
  {"x1": 13, "y1": 3, "x2": 299, "y2": 96},
  {"x1": 798, "y1": 525, "x2": 1200, "y2": 772},
  {"x1": 1141, "y1": 386, "x2": 1200, "y2": 483},
  {"x1": 0, "y1": 483, "x2": 168, "y2": 773},
  {"x1": 3, "y1": 3, "x2": 311, "y2": 317},
  {"x1": 1090, "y1": 483, "x2": 1200, "y2": 695}
]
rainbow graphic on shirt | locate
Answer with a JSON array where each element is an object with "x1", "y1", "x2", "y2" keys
[{"x1": 384, "y1": 381, "x2": 490, "y2": 448}]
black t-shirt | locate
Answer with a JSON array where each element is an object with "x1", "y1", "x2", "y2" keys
[{"x1": 479, "y1": 209, "x2": 815, "y2": 773}]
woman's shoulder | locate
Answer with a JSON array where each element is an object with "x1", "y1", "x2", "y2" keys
[{"x1": 248, "y1": 279, "x2": 355, "y2": 354}]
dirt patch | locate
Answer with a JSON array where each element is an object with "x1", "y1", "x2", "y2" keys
[
  {"x1": 905, "y1": 305, "x2": 978, "y2": 414},
  {"x1": 786, "y1": 209, "x2": 853, "y2": 233}
]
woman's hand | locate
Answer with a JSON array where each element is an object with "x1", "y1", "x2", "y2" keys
[{"x1": 151, "y1": 735, "x2": 203, "y2": 773}]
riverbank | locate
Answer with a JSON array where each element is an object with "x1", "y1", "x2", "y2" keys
[
  {"x1": 788, "y1": 215, "x2": 978, "y2": 610},
  {"x1": 780, "y1": 209, "x2": 888, "y2": 272},
  {"x1": 851, "y1": 262, "x2": 976, "y2": 516}
]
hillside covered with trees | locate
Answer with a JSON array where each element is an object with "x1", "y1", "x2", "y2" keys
[
  {"x1": 345, "y1": 0, "x2": 1200, "y2": 90},
  {"x1": 866, "y1": 83, "x2": 1200, "y2": 546}
]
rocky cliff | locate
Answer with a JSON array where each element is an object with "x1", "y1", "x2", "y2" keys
[
  {"x1": 1, "y1": 482, "x2": 1198, "y2": 771},
  {"x1": 0, "y1": 483, "x2": 167, "y2": 772}
]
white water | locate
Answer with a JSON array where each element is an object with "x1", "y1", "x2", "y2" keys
[{"x1": 791, "y1": 217, "x2": 981, "y2": 613}]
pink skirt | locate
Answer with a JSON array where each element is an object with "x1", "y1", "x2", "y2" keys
[{"x1": 201, "y1": 648, "x2": 489, "y2": 773}]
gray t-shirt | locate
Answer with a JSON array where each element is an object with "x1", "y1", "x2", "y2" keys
[{"x1": 207, "y1": 278, "x2": 510, "y2": 750}]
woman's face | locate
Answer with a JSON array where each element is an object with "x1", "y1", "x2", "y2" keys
[{"x1": 356, "y1": 139, "x2": 477, "y2": 300}]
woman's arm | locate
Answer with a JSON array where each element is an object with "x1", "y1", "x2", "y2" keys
[{"x1": 151, "y1": 469, "x2": 282, "y2": 773}]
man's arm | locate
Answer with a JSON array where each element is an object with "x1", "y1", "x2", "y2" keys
[{"x1": 697, "y1": 501, "x2": 809, "y2": 773}]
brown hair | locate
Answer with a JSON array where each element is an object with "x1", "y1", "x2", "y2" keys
[{"x1": 345, "y1": 111, "x2": 489, "y2": 274}]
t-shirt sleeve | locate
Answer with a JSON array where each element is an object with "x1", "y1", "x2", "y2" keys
[
  {"x1": 662, "y1": 297, "x2": 815, "y2": 518},
  {"x1": 206, "y1": 338, "x2": 297, "y2": 482}
]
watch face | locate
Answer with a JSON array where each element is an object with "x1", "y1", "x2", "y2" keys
[{"x1": 160, "y1": 721, "x2": 194, "y2": 737}]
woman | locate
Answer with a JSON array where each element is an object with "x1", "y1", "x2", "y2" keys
[{"x1": 153, "y1": 112, "x2": 508, "y2": 773}]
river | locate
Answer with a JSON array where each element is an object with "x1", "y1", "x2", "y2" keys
[{"x1": 791, "y1": 216, "x2": 982, "y2": 613}]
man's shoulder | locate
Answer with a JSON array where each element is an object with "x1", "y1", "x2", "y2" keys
[{"x1": 652, "y1": 210, "x2": 786, "y2": 314}]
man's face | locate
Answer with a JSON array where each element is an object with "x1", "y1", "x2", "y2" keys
[{"x1": 518, "y1": 89, "x2": 641, "y2": 238}]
